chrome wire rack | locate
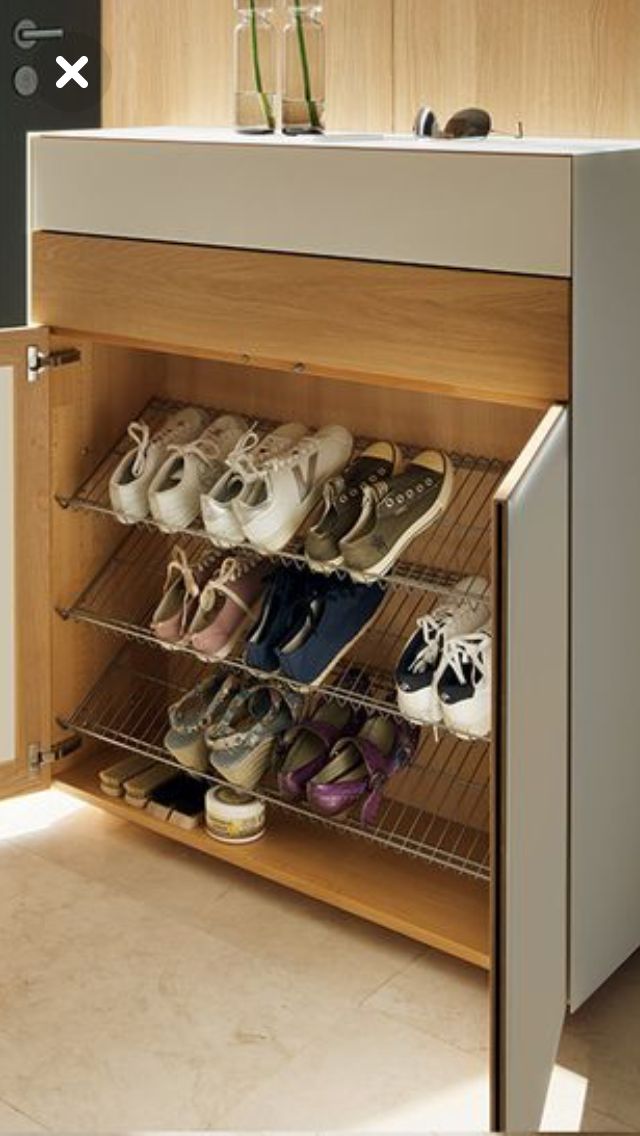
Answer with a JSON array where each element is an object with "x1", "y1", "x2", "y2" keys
[
  {"x1": 57, "y1": 397, "x2": 507, "y2": 603},
  {"x1": 60, "y1": 526, "x2": 490, "y2": 737},
  {"x1": 59, "y1": 646, "x2": 491, "y2": 881}
]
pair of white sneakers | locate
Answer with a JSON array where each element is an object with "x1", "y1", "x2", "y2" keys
[
  {"x1": 109, "y1": 409, "x2": 354, "y2": 553},
  {"x1": 396, "y1": 577, "x2": 492, "y2": 738},
  {"x1": 201, "y1": 421, "x2": 354, "y2": 553},
  {"x1": 109, "y1": 408, "x2": 248, "y2": 529}
]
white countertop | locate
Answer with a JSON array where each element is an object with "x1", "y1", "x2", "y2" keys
[{"x1": 34, "y1": 125, "x2": 640, "y2": 158}]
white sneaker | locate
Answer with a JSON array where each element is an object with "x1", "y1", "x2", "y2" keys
[
  {"x1": 234, "y1": 425, "x2": 354, "y2": 553},
  {"x1": 148, "y1": 415, "x2": 247, "y2": 531},
  {"x1": 201, "y1": 422, "x2": 308, "y2": 547},
  {"x1": 438, "y1": 625, "x2": 492, "y2": 738},
  {"x1": 396, "y1": 578, "x2": 491, "y2": 724},
  {"x1": 109, "y1": 408, "x2": 209, "y2": 523}
]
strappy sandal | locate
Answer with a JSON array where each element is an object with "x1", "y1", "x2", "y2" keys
[
  {"x1": 307, "y1": 717, "x2": 419, "y2": 826},
  {"x1": 275, "y1": 701, "x2": 359, "y2": 802},
  {"x1": 164, "y1": 674, "x2": 241, "y2": 772},
  {"x1": 207, "y1": 685, "x2": 304, "y2": 791}
]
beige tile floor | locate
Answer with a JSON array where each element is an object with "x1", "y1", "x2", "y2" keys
[{"x1": 0, "y1": 788, "x2": 638, "y2": 1133}]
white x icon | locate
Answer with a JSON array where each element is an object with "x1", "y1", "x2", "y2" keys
[{"x1": 56, "y1": 55, "x2": 89, "y2": 89}]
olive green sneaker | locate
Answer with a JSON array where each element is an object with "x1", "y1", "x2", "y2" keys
[
  {"x1": 305, "y1": 442, "x2": 404, "y2": 570},
  {"x1": 340, "y1": 450, "x2": 454, "y2": 578}
]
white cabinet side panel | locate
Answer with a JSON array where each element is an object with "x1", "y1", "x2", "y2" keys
[
  {"x1": 494, "y1": 408, "x2": 569, "y2": 1132},
  {"x1": 0, "y1": 366, "x2": 15, "y2": 764},
  {"x1": 31, "y1": 137, "x2": 572, "y2": 276},
  {"x1": 571, "y1": 152, "x2": 640, "y2": 1008}
]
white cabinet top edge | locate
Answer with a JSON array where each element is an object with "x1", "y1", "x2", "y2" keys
[
  {"x1": 33, "y1": 125, "x2": 640, "y2": 157},
  {"x1": 31, "y1": 130, "x2": 579, "y2": 276}
]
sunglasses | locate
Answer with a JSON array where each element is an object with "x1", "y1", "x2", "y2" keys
[{"x1": 413, "y1": 105, "x2": 524, "y2": 141}]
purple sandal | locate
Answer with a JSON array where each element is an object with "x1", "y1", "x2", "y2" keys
[
  {"x1": 276, "y1": 702, "x2": 358, "y2": 802},
  {"x1": 306, "y1": 717, "x2": 419, "y2": 826}
]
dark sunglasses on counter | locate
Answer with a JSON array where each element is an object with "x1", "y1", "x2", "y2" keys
[{"x1": 413, "y1": 105, "x2": 524, "y2": 141}]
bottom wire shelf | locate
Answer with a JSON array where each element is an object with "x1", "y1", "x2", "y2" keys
[{"x1": 59, "y1": 646, "x2": 491, "y2": 882}]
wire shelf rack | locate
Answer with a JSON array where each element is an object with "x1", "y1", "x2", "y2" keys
[
  {"x1": 57, "y1": 397, "x2": 507, "y2": 603},
  {"x1": 60, "y1": 526, "x2": 492, "y2": 738},
  {"x1": 59, "y1": 646, "x2": 491, "y2": 882}
]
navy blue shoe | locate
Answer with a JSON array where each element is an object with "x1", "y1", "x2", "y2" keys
[
  {"x1": 278, "y1": 579, "x2": 386, "y2": 687},
  {"x1": 245, "y1": 566, "x2": 329, "y2": 673}
]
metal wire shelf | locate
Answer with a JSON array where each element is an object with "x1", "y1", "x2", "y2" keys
[
  {"x1": 59, "y1": 646, "x2": 491, "y2": 882},
  {"x1": 57, "y1": 397, "x2": 507, "y2": 603},
  {"x1": 60, "y1": 526, "x2": 492, "y2": 739}
]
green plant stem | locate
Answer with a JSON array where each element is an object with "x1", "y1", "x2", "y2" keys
[
  {"x1": 294, "y1": 6, "x2": 322, "y2": 130},
  {"x1": 249, "y1": 0, "x2": 275, "y2": 131}
]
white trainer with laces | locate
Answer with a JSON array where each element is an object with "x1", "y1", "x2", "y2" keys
[
  {"x1": 201, "y1": 422, "x2": 308, "y2": 547},
  {"x1": 148, "y1": 414, "x2": 247, "y2": 531},
  {"x1": 438, "y1": 625, "x2": 492, "y2": 738},
  {"x1": 109, "y1": 408, "x2": 210, "y2": 523},
  {"x1": 396, "y1": 577, "x2": 491, "y2": 724},
  {"x1": 234, "y1": 425, "x2": 354, "y2": 553}
]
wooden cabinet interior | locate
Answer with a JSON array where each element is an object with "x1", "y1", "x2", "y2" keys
[{"x1": 45, "y1": 325, "x2": 551, "y2": 969}]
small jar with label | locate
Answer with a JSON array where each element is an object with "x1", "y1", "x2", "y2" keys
[{"x1": 234, "y1": 0, "x2": 277, "y2": 134}]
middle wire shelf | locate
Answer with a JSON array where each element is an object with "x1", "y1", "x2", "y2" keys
[{"x1": 60, "y1": 526, "x2": 490, "y2": 736}]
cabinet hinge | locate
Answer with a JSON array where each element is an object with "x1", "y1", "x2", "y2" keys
[
  {"x1": 28, "y1": 736, "x2": 82, "y2": 774},
  {"x1": 27, "y1": 345, "x2": 81, "y2": 383}
]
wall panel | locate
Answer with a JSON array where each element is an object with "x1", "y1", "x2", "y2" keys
[
  {"x1": 102, "y1": 0, "x2": 393, "y2": 132},
  {"x1": 394, "y1": 0, "x2": 640, "y2": 138}
]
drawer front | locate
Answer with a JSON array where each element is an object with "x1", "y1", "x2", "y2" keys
[
  {"x1": 32, "y1": 233, "x2": 570, "y2": 410},
  {"x1": 31, "y1": 136, "x2": 573, "y2": 277}
]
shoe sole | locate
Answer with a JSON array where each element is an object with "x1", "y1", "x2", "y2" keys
[{"x1": 344, "y1": 458, "x2": 455, "y2": 581}]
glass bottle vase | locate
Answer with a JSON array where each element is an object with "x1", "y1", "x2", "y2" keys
[
  {"x1": 234, "y1": 0, "x2": 277, "y2": 134},
  {"x1": 283, "y1": 3, "x2": 326, "y2": 135}
]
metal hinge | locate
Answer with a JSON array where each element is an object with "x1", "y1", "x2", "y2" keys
[
  {"x1": 27, "y1": 345, "x2": 81, "y2": 383},
  {"x1": 28, "y1": 736, "x2": 82, "y2": 774}
]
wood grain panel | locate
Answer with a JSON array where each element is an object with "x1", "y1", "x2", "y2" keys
[
  {"x1": 33, "y1": 233, "x2": 570, "y2": 409},
  {"x1": 325, "y1": 0, "x2": 394, "y2": 131},
  {"x1": 164, "y1": 357, "x2": 541, "y2": 459},
  {"x1": 393, "y1": 0, "x2": 640, "y2": 138},
  {"x1": 50, "y1": 339, "x2": 162, "y2": 745},
  {"x1": 56, "y1": 751, "x2": 490, "y2": 966},
  {"x1": 102, "y1": 0, "x2": 393, "y2": 133},
  {"x1": 102, "y1": 0, "x2": 235, "y2": 128}
]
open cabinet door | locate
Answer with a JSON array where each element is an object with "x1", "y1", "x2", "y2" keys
[
  {"x1": 491, "y1": 406, "x2": 569, "y2": 1132},
  {"x1": 0, "y1": 327, "x2": 52, "y2": 798}
]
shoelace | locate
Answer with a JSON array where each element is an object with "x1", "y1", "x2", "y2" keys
[
  {"x1": 442, "y1": 632, "x2": 490, "y2": 688},
  {"x1": 409, "y1": 609, "x2": 456, "y2": 674},
  {"x1": 197, "y1": 557, "x2": 258, "y2": 615},
  {"x1": 128, "y1": 418, "x2": 196, "y2": 477},
  {"x1": 227, "y1": 424, "x2": 310, "y2": 481},
  {"x1": 163, "y1": 547, "x2": 200, "y2": 600},
  {"x1": 166, "y1": 424, "x2": 242, "y2": 467}
]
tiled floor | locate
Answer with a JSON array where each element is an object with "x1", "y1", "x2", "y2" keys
[{"x1": 0, "y1": 789, "x2": 638, "y2": 1133}]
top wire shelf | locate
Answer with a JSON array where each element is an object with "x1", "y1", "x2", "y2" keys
[{"x1": 57, "y1": 397, "x2": 508, "y2": 603}]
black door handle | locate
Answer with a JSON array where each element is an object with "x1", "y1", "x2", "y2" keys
[{"x1": 13, "y1": 19, "x2": 64, "y2": 49}]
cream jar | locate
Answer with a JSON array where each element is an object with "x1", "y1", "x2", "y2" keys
[{"x1": 205, "y1": 786, "x2": 267, "y2": 845}]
